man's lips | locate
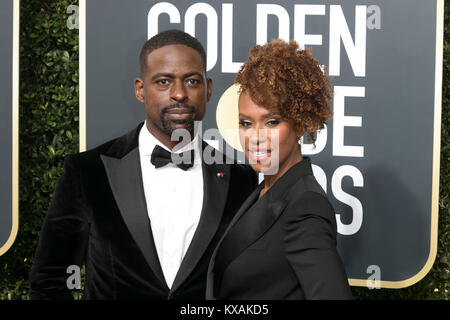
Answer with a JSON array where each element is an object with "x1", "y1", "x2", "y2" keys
[
  {"x1": 165, "y1": 108, "x2": 194, "y2": 114},
  {"x1": 164, "y1": 108, "x2": 195, "y2": 121}
]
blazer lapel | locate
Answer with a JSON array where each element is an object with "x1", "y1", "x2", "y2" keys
[
  {"x1": 208, "y1": 158, "x2": 317, "y2": 296},
  {"x1": 101, "y1": 147, "x2": 168, "y2": 289},
  {"x1": 205, "y1": 184, "x2": 262, "y2": 298},
  {"x1": 221, "y1": 184, "x2": 263, "y2": 234},
  {"x1": 170, "y1": 143, "x2": 231, "y2": 293},
  {"x1": 212, "y1": 190, "x2": 288, "y2": 288}
]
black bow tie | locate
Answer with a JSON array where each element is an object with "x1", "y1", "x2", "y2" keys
[{"x1": 150, "y1": 144, "x2": 195, "y2": 171}]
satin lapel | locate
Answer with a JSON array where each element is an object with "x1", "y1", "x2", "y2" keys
[
  {"x1": 206, "y1": 185, "x2": 261, "y2": 298},
  {"x1": 209, "y1": 158, "x2": 317, "y2": 295},
  {"x1": 170, "y1": 155, "x2": 231, "y2": 293},
  {"x1": 213, "y1": 195, "x2": 288, "y2": 283},
  {"x1": 221, "y1": 184, "x2": 263, "y2": 235},
  {"x1": 100, "y1": 148, "x2": 168, "y2": 289}
]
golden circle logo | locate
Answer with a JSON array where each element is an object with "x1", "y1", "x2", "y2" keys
[{"x1": 215, "y1": 84, "x2": 243, "y2": 152}]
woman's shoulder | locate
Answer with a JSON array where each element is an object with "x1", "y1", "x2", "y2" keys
[
  {"x1": 280, "y1": 177, "x2": 338, "y2": 246},
  {"x1": 282, "y1": 175, "x2": 335, "y2": 223}
]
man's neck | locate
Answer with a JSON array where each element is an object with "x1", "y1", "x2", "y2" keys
[{"x1": 145, "y1": 121, "x2": 195, "y2": 151}]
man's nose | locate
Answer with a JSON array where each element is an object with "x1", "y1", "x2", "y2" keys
[{"x1": 170, "y1": 80, "x2": 187, "y2": 103}]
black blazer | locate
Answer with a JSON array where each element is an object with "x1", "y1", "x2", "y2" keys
[
  {"x1": 29, "y1": 122, "x2": 257, "y2": 300},
  {"x1": 206, "y1": 158, "x2": 353, "y2": 300}
]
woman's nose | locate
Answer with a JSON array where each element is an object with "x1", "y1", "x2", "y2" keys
[{"x1": 249, "y1": 128, "x2": 268, "y2": 146}]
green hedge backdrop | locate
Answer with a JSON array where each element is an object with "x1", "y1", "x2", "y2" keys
[{"x1": 0, "y1": 0, "x2": 448, "y2": 300}]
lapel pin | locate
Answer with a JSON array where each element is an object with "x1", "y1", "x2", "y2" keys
[{"x1": 217, "y1": 171, "x2": 224, "y2": 178}]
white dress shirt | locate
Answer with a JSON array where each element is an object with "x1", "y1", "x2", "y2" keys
[{"x1": 138, "y1": 121, "x2": 204, "y2": 288}]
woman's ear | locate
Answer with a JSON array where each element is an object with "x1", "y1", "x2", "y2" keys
[{"x1": 295, "y1": 125, "x2": 306, "y2": 141}]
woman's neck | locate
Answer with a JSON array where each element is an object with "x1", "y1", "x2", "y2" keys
[{"x1": 259, "y1": 150, "x2": 303, "y2": 198}]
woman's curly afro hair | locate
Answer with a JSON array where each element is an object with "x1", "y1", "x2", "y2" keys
[{"x1": 235, "y1": 39, "x2": 333, "y2": 142}]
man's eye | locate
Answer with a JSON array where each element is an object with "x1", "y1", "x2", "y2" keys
[
  {"x1": 157, "y1": 79, "x2": 169, "y2": 85},
  {"x1": 187, "y1": 79, "x2": 200, "y2": 85}
]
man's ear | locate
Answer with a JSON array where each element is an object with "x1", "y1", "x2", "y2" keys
[
  {"x1": 206, "y1": 77, "x2": 213, "y2": 102},
  {"x1": 134, "y1": 78, "x2": 145, "y2": 103}
]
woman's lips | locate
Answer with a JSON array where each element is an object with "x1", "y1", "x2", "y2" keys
[{"x1": 248, "y1": 149, "x2": 272, "y2": 162}]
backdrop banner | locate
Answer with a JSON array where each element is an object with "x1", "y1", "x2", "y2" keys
[
  {"x1": 80, "y1": 0, "x2": 443, "y2": 288},
  {"x1": 0, "y1": 0, "x2": 18, "y2": 256}
]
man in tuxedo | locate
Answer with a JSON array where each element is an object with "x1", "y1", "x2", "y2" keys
[{"x1": 29, "y1": 29, "x2": 257, "y2": 299}]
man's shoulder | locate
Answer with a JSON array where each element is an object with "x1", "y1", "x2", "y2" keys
[
  {"x1": 65, "y1": 122, "x2": 143, "y2": 167},
  {"x1": 229, "y1": 161, "x2": 255, "y2": 177},
  {"x1": 66, "y1": 139, "x2": 115, "y2": 164},
  {"x1": 200, "y1": 140, "x2": 257, "y2": 184}
]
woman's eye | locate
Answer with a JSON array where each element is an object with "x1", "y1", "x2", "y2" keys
[
  {"x1": 239, "y1": 120, "x2": 252, "y2": 127},
  {"x1": 266, "y1": 119, "x2": 280, "y2": 126}
]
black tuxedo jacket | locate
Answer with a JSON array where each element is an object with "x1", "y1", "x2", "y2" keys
[
  {"x1": 29, "y1": 122, "x2": 257, "y2": 300},
  {"x1": 206, "y1": 158, "x2": 353, "y2": 300}
]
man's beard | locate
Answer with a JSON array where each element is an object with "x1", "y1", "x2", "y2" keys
[{"x1": 160, "y1": 103, "x2": 197, "y2": 137}]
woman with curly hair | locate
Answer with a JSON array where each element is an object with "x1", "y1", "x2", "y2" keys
[{"x1": 206, "y1": 39, "x2": 353, "y2": 300}]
